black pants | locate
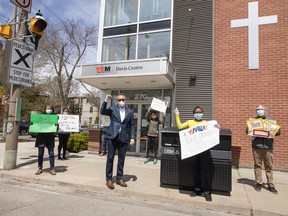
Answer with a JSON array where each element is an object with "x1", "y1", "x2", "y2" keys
[
  {"x1": 106, "y1": 136, "x2": 128, "y2": 181},
  {"x1": 191, "y1": 150, "x2": 211, "y2": 192},
  {"x1": 146, "y1": 136, "x2": 158, "y2": 159},
  {"x1": 58, "y1": 133, "x2": 70, "y2": 158}
]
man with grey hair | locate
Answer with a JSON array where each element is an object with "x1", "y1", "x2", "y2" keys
[{"x1": 246, "y1": 105, "x2": 281, "y2": 194}]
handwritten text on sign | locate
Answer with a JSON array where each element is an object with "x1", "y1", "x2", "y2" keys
[
  {"x1": 58, "y1": 114, "x2": 80, "y2": 132},
  {"x1": 179, "y1": 120, "x2": 220, "y2": 160},
  {"x1": 29, "y1": 114, "x2": 58, "y2": 133},
  {"x1": 150, "y1": 97, "x2": 168, "y2": 113}
]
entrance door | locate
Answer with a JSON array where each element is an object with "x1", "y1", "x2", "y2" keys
[{"x1": 126, "y1": 103, "x2": 150, "y2": 155}]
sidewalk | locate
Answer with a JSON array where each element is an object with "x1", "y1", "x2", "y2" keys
[{"x1": 0, "y1": 141, "x2": 288, "y2": 216}]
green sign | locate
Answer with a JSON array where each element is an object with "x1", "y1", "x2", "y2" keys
[
  {"x1": 29, "y1": 114, "x2": 58, "y2": 133},
  {"x1": 15, "y1": 98, "x2": 22, "y2": 121}
]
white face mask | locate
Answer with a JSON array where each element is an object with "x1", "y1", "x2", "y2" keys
[
  {"x1": 46, "y1": 109, "x2": 52, "y2": 114},
  {"x1": 63, "y1": 112, "x2": 68, "y2": 115},
  {"x1": 256, "y1": 109, "x2": 265, "y2": 117},
  {"x1": 119, "y1": 101, "x2": 125, "y2": 107}
]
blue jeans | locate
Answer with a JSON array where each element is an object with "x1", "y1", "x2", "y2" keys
[
  {"x1": 106, "y1": 135, "x2": 127, "y2": 181},
  {"x1": 38, "y1": 146, "x2": 55, "y2": 168},
  {"x1": 101, "y1": 131, "x2": 107, "y2": 153}
]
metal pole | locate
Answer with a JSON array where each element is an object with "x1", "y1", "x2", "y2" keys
[
  {"x1": 2, "y1": 6, "x2": 18, "y2": 143},
  {"x1": 3, "y1": 9, "x2": 27, "y2": 170}
]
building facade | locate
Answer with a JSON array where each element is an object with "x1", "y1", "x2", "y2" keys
[
  {"x1": 78, "y1": 0, "x2": 288, "y2": 170},
  {"x1": 69, "y1": 96, "x2": 99, "y2": 126}
]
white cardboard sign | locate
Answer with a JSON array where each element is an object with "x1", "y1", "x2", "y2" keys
[
  {"x1": 150, "y1": 97, "x2": 169, "y2": 113},
  {"x1": 179, "y1": 120, "x2": 220, "y2": 160},
  {"x1": 58, "y1": 114, "x2": 80, "y2": 132}
]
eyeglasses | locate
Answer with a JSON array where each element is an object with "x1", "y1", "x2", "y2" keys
[{"x1": 117, "y1": 99, "x2": 125, "y2": 102}]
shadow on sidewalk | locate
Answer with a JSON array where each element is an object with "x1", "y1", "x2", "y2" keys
[
  {"x1": 53, "y1": 166, "x2": 68, "y2": 173},
  {"x1": 237, "y1": 178, "x2": 255, "y2": 188},
  {"x1": 66, "y1": 155, "x2": 85, "y2": 159},
  {"x1": 111, "y1": 174, "x2": 138, "y2": 183}
]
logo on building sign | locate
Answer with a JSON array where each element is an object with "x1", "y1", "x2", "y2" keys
[
  {"x1": 231, "y1": 1, "x2": 278, "y2": 70},
  {"x1": 96, "y1": 66, "x2": 110, "y2": 73}
]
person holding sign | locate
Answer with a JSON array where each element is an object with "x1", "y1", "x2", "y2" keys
[
  {"x1": 58, "y1": 108, "x2": 70, "y2": 160},
  {"x1": 35, "y1": 105, "x2": 57, "y2": 176},
  {"x1": 144, "y1": 107, "x2": 166, "y2": 164},
  {"x1": 174, "y1": 106, "x2": 212, "y2": 202},
  {"x1": 245, "y1": 105, "x2": 281, "y2": 194},
  {"x1": 101, "y1": 93, "x2": 135, "y2": 190}
]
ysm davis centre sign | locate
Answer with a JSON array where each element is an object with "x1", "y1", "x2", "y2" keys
[{"x1": 4, "y1": 39, "x2": 34, "y2": 87}]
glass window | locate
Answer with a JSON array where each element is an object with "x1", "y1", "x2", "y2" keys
[
  {"x1": 140, "y1": 0, "x2": 172, "y2": 22},
  {"x1": 138, "y1": 31, "x2": 170, "y2": 59},
  {"x1": 104, "y1": 0, "x2": 138, "y2": 27},
  {"x1": 90, "y1": 106, "x2": 93, "y2": 113},
  {"x1": 102, "y1": 35, "x2": 136, "y2": 62}
]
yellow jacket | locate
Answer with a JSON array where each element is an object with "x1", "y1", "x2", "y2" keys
[{"x1": 175, "y1": 114, "x2": 206, "y2": 129}]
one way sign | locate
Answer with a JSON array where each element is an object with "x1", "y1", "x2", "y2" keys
[{"x1": 5, "y1": 39, "x2": 34, "y2": 87}]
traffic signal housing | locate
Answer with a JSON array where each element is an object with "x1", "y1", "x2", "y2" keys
[
  {"x1": 29, "y1": 11, "x2": 47, "y2": 35},
  {"x1": 0, "y1": 25, "x2": 12, "y2": 39},
  {"x1": 29, "y1": 11, "x2": 47, "y2": 50}
]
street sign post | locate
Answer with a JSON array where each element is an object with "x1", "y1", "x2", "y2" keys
[{"x1": 10, "y1": 0, "x2": 32, "y2": 13}]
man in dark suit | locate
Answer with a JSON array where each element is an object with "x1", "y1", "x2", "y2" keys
[{"x1": 101, "y1": 93, "x2": 135, "y2": 189}]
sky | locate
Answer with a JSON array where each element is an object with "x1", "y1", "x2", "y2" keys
[{"x1": 0, "y1": 0, "x2": 101, "y2": 63}]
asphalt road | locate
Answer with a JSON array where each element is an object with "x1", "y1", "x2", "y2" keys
[{"x1": 0, "y1": 178, "x2": 237, "y2": 216}]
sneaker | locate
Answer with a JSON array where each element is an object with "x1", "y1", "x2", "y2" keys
[
  {"x1": 62, "y1": 156, "x2": 67, "y2": 160},
  {"x1": 58, "y1": 156, "x2": 63, "y2": 160},
  {"x1": 204, "y1": 192, "x2": 212, "y2": 202},
  {"x1": 153, "y1": 159, "x2": 157, "y2": 164},
  {"x1": 99, "y1": 152, "x2": 106, "y2": 156},
  {"x1": 255, "y1": 183, "x2": 262, "y2": 192},
  {"x1": 268, "y1": 187, "x2": 278, "y2": 194},
  {"x1": 50, "y1": 168, "x2": 56, "y2": 175},
  {"x1": 35, "y1": 168, "x2": 43, "y2": 175},
  {"x1": 144, "y1": 159, "x2": 149, "y2": 164}
]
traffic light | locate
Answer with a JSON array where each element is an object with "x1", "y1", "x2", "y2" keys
[
  {"x1": 29, "y1": 11, "x2": 47, "y2": 50},
  {"x1": 29, "y1": 11, "x2": 47, "y2": 35},
  {"x1": 0, "y1": 24, "x2": 12, "y2": 39}
]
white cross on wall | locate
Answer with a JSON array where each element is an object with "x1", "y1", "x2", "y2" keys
[{"x1": 231, "y1": 1, "x2": 278, "y2": 70}]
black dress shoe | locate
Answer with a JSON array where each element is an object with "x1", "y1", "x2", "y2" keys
[
  {"x1": 190, "y1": 190, "x2": 202, "y2": 197},
  {"x1": 268, "y1": 187, "x2": 278, "y2": 194},
  {"x1": 204, "y1": 192, "x2": 212, "y2": 202},
  {"x1": 255, "y1": 183, "x2": 262, "y2": 191},
  {"x1": 106, "y1": 180, "x2": 115, "y2": 190},
  {"x1": 116, "y1": 180, "x2": 127, "y2": 187}
]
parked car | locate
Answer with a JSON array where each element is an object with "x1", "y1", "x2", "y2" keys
[
  {"x1": 79, "y1": 125, "x2": 89, "y2": 133},
  {"x1": 19, "y1": 120, "x2": 30, "y2": 135},
  {"x1": 92, "y1": 124, "x2": 100, "y2": 128}
]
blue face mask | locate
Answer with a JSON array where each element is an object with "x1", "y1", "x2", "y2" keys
[{"x1": 194, "y1": 113, "x2": 203, "y2": 120}]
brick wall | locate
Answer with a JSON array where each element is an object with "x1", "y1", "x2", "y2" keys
[
  {"x1": 214, "y1": 0, "x2": 288, "y2": 170},
  {"x1": 88, "y1": 128, "x2": 101, "y2": 152}
]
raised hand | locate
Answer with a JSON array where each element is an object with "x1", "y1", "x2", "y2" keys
[
  {"x1": 105, "y1": 94, "x2": 112, "y2": 101},
  {"x1": 174, "y1": 107, "x2": 179, "y2": 115}
]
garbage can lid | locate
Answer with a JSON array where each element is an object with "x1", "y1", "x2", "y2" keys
[
  {"x1": 220, "y1": 128, "x2": 232, "y2": 136},
  {"x1": 161, "y1": 127, "x2": 180, "y2": 133}
]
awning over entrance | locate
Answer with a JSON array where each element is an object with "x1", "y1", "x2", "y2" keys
[{"x1": 76, "y1": 58, "x2": 175, "y2": 90}]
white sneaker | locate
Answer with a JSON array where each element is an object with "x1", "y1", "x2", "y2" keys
[{"x1": 144, "y1": 159, "x2": 149, "y2": 164}]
